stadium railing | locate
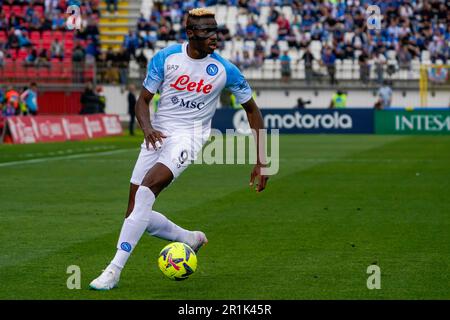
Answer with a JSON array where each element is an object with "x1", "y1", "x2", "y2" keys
[{"x1": 0, "y1": 61, "x2": 96, "y2": 84}]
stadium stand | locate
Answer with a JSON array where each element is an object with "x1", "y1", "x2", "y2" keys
[
  {"x1": 99, "y1": 0, "x2": 142, "y2": 51},
  {"x1": 129, "y1": 0, "x2": 449, "y2": 82},
  {"x1": 0, "y1": 0, "x2": 100, "y2": 84},
  {"x1": 0, "y1": 0, "x2": 449, "y2": 85}
]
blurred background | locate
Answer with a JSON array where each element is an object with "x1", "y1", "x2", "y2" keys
[{"x1": 0, "y1": 0, "x2": 449, "y2": 122}]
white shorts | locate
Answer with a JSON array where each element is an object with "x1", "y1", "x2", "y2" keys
[{"x1": 130, "y1": 134, "x2": 204, "y2": 185}]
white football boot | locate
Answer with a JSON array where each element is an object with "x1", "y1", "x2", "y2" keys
[
  {"x1": 89, "y1": 267, "x2": 120, "y2": 290},
  {"x1": 190, "y1": 231, "x2": 208, "y2": 253}
]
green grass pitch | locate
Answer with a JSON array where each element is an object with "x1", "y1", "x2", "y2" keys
[{"x1": 0, "y1": 133, "x2": 449, "y2": 299}]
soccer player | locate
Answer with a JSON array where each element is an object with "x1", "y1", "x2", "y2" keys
[{"x1": 90, "y1": 8, "x2": 269, "y2": 290}]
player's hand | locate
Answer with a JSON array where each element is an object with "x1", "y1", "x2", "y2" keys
[
  {"x1": 249, "y1": 164, "x2": 269, "y2": 193},
  {"x1": 143, "y1": 127, "x2": 167, "y2": 151}
]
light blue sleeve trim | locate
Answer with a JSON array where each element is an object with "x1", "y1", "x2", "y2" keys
[
  {"x1": 211, "y1": 53, "x2": 253, "y2": 105},
  {"x1": 143, "y1": 44, "x2": 182, "y2": 93}
]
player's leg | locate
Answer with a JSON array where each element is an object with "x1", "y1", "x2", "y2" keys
[
  {"x1": 124, "y1": 136, "x2": 207, "y2": 249},
  {"x1": 125, "y1": 183, "x2": 139, "y2": 218},
  {"x1": 90, "y1": 145, "x2": 160, "y2": 290},
  {"x1": 110, "y1": 163, "x2": 172, "y2": 263},
  {"x1": 141, "y1": 136, "x2": 208, "y2": 252},
  {"x1": 90, "y1": 138, "x2": 206, "y2": 290},
  {"x1": 89, "y1": 163, "x2": 172, "y2": 290},
  {"x1": 126, "y1": 166, "x2": 206, "y2": 251}
]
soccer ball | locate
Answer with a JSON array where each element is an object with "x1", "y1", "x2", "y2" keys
[{"x1": 158, "y1": 242, "x2": 197, "y2": 281}]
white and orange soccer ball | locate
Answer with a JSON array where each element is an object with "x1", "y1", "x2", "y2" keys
[{"x1": 158, "y1": 242, "x2": 197, "y2": 281}]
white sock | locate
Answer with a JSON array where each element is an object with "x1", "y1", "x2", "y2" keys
[
  {"x1": 146, "y1": 210, "x2": 195, "y2": 247},
  {"x1": 110, "y1": 186, "x2": 155, "y2": 270}
]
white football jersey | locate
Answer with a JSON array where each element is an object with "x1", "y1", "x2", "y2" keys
[{"x1": 143, "y1": 42, "x2": 252, "y2": 136}]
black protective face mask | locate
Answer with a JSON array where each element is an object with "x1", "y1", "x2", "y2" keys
[{"x1": 187, "y1": 24, "x2": 218, "y2": 40}]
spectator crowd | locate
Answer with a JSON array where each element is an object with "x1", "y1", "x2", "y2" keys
[
  {"x1": 131, "y1": 0, "x2": 449, "y2": 84},
  {"x1": 1, "y1": 0, "x2": 449, "y2": 86},
  {"x1": 0, "y1": 0, "x2": 101, "y2": 71}
]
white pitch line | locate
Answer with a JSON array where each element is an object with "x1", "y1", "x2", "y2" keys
[
  {"x1": 0, "y1": 149, "x2": 136, "y2": 168},
  {"x1": 278, "y1": 158, "x2": 436, "y2": 163},
  {"x1": 1, "y1": 151, "x2": 439, "y2": 168}
]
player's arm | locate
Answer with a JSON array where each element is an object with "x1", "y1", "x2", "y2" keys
[
  {"x1": 135, "y1": 87, "x2": 166, "y2": 151},
  {"x1": 241, "y1": 98, "x2": 269, "y2": 193},
  {"x1": 19, "y1": 90, "x2": 28, "y2": 102}
]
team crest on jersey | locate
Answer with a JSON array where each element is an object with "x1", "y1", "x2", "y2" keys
[{"x1": 206, "y1": 64, "x2": 218, "y2": 76}]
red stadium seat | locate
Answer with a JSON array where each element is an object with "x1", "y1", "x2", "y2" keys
[
  {"x1": 12, "y1": 6, "x2": 22, "y2": 16},
  {"x1": 53, "y1": 31, "x2": 63, "y2": 41},
  {"x1": 63, "y1": 64, "x2": 73, "y2": 74},
  {"x1": 65, "y1": 41, "x2": 74, "y2": 49},
  {"x1": 64, "y1": 41, "x2": 74, "y2": 50},
  {"x1": 40, "y1": 42, "x2": 51, "y2": 51},
  {"x1": 34, "y1": 6, "x2": 44, "y2": 18},
  {"x1": 4, "y1": 68, "x2": 15, "y2": 81},
  {"x1": 21, "y1": 6, "x2": 29, "y2": 17},
  {"x1": 49, "y1": 66, "x2": 61, "y2": 81},
  {"x1": 61, "y1": 67, "x2": 73, "y2": 83},
  {"x1": 17, "y1": 49, "x2": 28, "y2": 60},
  {"x1": 0, "y1": 31, "x2": 6, "y2": 42},
  {"x1": 14, "y1": 65, "x2": 27, "y2": 81},
  {"x1": 39, "y1": 67, "x2": 51, "y2": 80},
  {"x1": 9, "y1": 49, "x2": 18, "y2": 60},
  {"x1": 31, "y1": 39, "x2": 41, "y2": 47},
  {"x1": 47, "y1": 66, "x2": 58, "y2": 78},
  {"x1": 2, "y1": 6, "x2": 11, "y2": 16},
  {"x1": 64, "y1": 32, "x2": 74, "y2": 41},
  {"x1": 26, "y1": 68, "x2": 38, "y2": 78},
  {"x1": 42, "y1": 31, "x2": 52, "y2": 39},
  {"x1": 30, "y1": 31, "x2": 41, "y2": 40}
]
